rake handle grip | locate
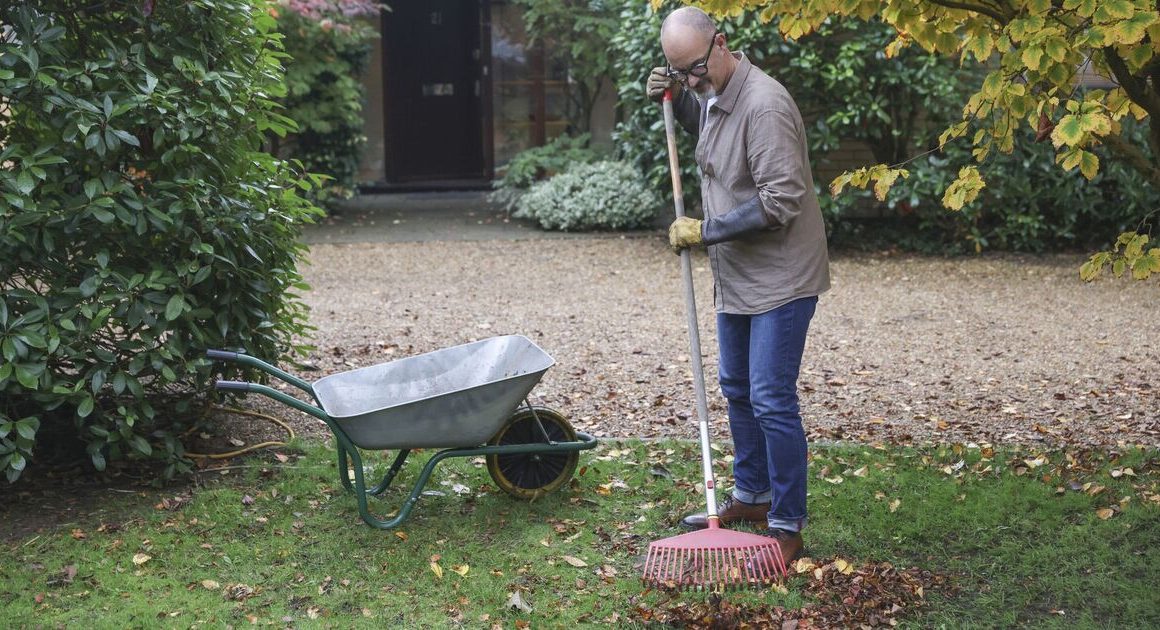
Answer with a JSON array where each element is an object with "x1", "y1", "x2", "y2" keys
[{"x1": 662, "y1": 90, "x2": 719, "y2": 518}]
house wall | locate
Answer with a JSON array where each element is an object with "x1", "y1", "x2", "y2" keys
[{"x1": 358, "y1": 32, "x2": 386, "y2": 184}]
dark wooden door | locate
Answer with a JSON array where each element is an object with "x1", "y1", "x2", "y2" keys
[{"x1": 383, "y1": 0, "x2": 486, "y2": 182}]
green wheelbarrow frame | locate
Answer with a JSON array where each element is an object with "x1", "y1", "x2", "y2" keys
[{"x1": 207, "y1": 347, "x2": 597, "y2": 529}]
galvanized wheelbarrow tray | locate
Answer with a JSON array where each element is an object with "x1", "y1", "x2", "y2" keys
[{"x1": 207, "y1": 335, "x2": 597, "y2": 529}]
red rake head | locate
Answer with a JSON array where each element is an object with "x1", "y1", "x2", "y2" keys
[{"x1": 641, "y1": 523, "x2": 788, "y2": 591}]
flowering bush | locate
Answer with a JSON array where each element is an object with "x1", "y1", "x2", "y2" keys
[
  {"x1": 270, "y1": 0, "x2": 382, "y2": 206},
  {"x1": 514, "y1": 161, "x2": 660, "y2": 231}
]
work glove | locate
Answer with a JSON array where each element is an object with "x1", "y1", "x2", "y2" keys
[
  {"x1": 647, "y1": 66, "x2": 678, "y2": 103},
  {"x1": 668, "y1": 216, "x2": 703, "y2": 253}
]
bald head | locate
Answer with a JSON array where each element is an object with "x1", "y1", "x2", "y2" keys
[
  {"x1": 659, "y1": 6, "x2": 734, "y2": 96},
  {"x1": 660, "y1": 6, "x2": 717, "y2": 41}
]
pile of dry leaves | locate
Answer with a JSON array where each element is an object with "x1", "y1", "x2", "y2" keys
[{"x1": 631, "y1": 558, "x2": 953, "y2": 629}]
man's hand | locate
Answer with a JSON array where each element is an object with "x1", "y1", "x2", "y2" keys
[
  {"x1": 647, "y1": 67, "x2": 678, "y2": 103},
  {"x1": 668, "y1": 216, "x2": 703, "y2": 253}
]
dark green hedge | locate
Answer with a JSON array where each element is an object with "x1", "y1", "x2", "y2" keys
[{"x1": 0, "y1": 2, "x2": 321, "y2": 481}]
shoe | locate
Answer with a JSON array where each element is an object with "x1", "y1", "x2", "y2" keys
[
  {"x1": 678, "y1": 495, "x2": 771, "y2": 530},
  {"x1": 764, "y1": 527, "x2": 803, "y2": 563}
]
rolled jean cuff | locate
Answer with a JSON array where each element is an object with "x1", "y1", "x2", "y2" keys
[
  {"x1": 732, "y1": 488, "x2": 772, "y2": 504},
  {"x1": 768, "y1": 515, "x2": 808, "y2": 533}
]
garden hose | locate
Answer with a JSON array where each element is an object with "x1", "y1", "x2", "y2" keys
[{"x1": 184, "y1": 405, "x2": 296, "y2": 460}]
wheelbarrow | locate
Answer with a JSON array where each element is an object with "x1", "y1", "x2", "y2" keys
[{"x1": 206, "y1": 335, "x2": 597, "y2": 529}]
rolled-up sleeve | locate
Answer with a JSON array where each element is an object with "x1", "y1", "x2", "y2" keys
[{"x1": 746, "y1": 107, "x2": 810, "y2": 229}]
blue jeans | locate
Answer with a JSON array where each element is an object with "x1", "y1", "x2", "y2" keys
[{"x1": 717, "y1": 296, "x2": 817, "y2": 532}]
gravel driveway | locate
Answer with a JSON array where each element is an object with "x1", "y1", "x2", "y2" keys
[{"x1": 280, "y1": 236, "x2": 1158, "y2": 450}]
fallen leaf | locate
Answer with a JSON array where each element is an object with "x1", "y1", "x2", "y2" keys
[
  {"x1": 791, "y1": 558, "x2": 816, "y2": 573},
  {"x1": 889, "y1": 498, "x2": 901, "y2": 513},
  {"x1": 562, "y1": 555, "x2": 588, "y2": 567},
  {"x1": 132, "y1": 553, "x2": 151, "y2": 566},
  {"x1": 201, "y1": 579, "x2": 220, "y2": 590},
  {"x1": 452, "y1": 564, "x2": 470, "y2": 576},
  {"x1": 241, "y1": 495, "x2": 255, "y2": 505},
  {"x1": 1095, "y1": 508, "x2": 1115, "y2": 520},
  {"x1": 224, "y1": 583, "x2": 255, "y2": 601},
  {"x1": 852, "y1": 466, "x2": 868, "y2": 478},
  {"x1": 834, "y1": 558, "x2": 854, "y2": 575},
  {"x1": 430, "y1": 562, "x2": 443, "y2": 579},
  {"x1": 506, "y1": 590, "x2": 533, "y2": 613},
  {"x1": 394, "y1": 531, "x2": 408, "y2": 541}
]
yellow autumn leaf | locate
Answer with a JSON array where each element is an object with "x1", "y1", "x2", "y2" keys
[
  {"x1": 562, "y1": 555, "x2": 588, "y2": 568},
  {"x1": 132, "y1": 553, "x2": 152, "y2": 566},
  {"x1": 1079, "y1": 151, "x2": 1100, "y2": 179},
  {"x1": 853, "y1": 466, "x2": 869, "y2": 478},
  {"x1": 1095, "y1": 508, "x2": 1115, "y2": 520},
  {"x1": 452, "y1": 564, "x2": 470, "y2": 577},
  {"x1": 889, "y1": 498, "x2": 902, "y2": 513},
  {"x1": 942, "y1": 166, "x2": 985, "y2": 210},
  {"x1": 872, "y1": 168, "x2": 907, "y2": 201},
  {"x1": 792, "y1": 558, "x2": 817, "y2": 573},
  {"x1": 829, "y1": 172, "x2": 854, "y2": 197},
  {"x1": 201, "y1": 579, "x2": 220, "y2": 590},
  {"x1": 885, "y1": 34, "x2": 910, "y2": 58},
  {"x1": 430, "y1": 562, "x2": 444, "y2": 579},
  {"x1": 834, "y1": 558, "x2": 855, "y2": 575},
  {"x1": 394, "y1": 531, "x2": 408, "y2": 541}
]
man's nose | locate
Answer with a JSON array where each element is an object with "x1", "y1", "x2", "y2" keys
[{"x1": 687, "y1": 74, "x2": 703, "y2": 89}]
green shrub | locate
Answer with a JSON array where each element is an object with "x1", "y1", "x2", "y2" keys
[
  {"x1": 490, "y1": 133, "x2": 602, "y2": 212},
  {"x1": 513, "y1": 160, "x2": 660, "y2": 231},
  {"x1": 609, "y1": 2, "x2": 698, "y2": 213},
  {"x1": 270, "y1": 0, "x2": 381, "y2": 208},
  {"x1": 0, "y1": 2, "x2": 321, "y2": 482},
  {"x1": 881, "y1": 122, "x2": 1160, "y2": 254}
]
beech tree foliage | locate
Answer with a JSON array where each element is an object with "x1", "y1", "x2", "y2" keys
[{"x1": 674, "y1": 0, "x2": 1160, "y2": 279}]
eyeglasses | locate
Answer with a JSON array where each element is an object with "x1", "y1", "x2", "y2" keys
[{"x1": 665, "y1": 32, "x2": 719, "y2": 84}]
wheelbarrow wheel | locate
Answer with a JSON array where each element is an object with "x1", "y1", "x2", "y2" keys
[{"x1": 487, "y1": 407, "x2": 579, "y2": 500}]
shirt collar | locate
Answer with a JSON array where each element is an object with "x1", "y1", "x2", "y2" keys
[{"x1": 711, "y1": 52, "x2": 751, "y2": 115}]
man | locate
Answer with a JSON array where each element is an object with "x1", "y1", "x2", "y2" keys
[{"x1": 646, "y1": 6, "x2": 830, "y2": 562}]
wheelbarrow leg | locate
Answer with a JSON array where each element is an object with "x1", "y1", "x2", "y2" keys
[
  {"x1": 347, "y1": 447, "x2": 465, "y2": 530},
  {"x1": 368, "y1": 450, "x2": 411, "y2": 496},
  {"x1": 336, "y1": 441, "x2": 354, "y2": 492},
  {"x1": 336, "y1": 444, "x2": 409, "y2": 496}
]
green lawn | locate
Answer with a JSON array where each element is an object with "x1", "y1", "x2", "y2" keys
[{"x1": 2, "y1": 438, "x2": 1156, "y2": 628}]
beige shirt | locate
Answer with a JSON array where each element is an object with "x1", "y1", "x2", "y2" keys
[{"x1": 674, "y1": 53, "x2": 830, "y2": 314}]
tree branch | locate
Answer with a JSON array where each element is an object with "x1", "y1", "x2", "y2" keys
[
  {"x1": 924, "y1": 0, "x2": 1010, "y2": 24},
  {"x1": 1103, "y1": 46, "x2": 1160, "y2": 117}
]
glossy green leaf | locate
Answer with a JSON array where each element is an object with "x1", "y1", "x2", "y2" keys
[{"x1": 165, "y1": 294, "x2": 186, "y2": 321}]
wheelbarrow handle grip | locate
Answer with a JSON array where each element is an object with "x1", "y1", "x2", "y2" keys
[
  {"x1": 206, "y1": 349, "x2": 240, "y2": 361},
  {"x1": 215, "y1": 380, "x2": 251, "y2": 391}
]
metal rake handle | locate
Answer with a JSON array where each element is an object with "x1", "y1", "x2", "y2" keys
[{"x1": 662, "y1": 90, "x2": 719, "y2": 519}]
